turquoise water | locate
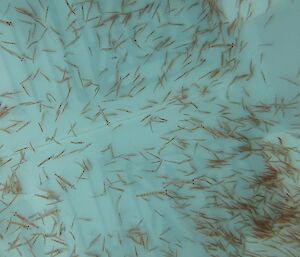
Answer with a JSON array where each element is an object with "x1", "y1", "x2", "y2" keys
[{"x1": 1, "y1": 0, "x2": 300, "y2": 256}]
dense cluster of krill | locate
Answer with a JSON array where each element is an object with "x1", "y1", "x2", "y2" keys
[{"x1": 0, "y1": 0, "x2": 300, "y2": 256}]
